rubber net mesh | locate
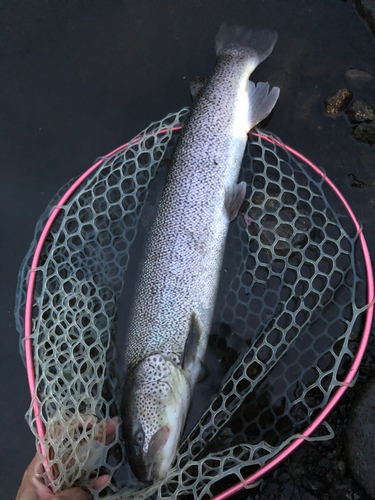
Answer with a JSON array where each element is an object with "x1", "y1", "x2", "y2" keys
[{"x1": 15, "y1": 108, "x2": 366, "y2": 499}]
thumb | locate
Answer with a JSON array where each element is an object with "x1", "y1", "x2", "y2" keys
[{"x1": 55, "y1": 487, "x2": 91, "y2": 500}]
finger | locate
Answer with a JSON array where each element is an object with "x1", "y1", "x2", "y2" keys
[
  {"x1": 103, "y1": 416, "x2": 119, "y2": 437},
  {"x1": 92, "y1": 474, "x2": 111, "y2": 490},
  {"x1": 103, "y1": 417, "x2": 118, "y2": 445},
  {"x1": 96, "y1": 416, "x2": 120, "y2": 445},
  {"x1": 55, "y1": 487, "x2": 91, "y2": 500},
  {"x1": 26, "y1": 453, "x2": 45, "y2": 475}
]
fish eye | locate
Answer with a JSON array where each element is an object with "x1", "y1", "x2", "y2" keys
[{"x1": 134, "y1": 428, "x2": 145, "y2": 447}]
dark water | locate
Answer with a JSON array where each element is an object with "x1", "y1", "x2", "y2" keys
[{"x1": 1, "y1": 1, "x2": 374, "y2": 498}]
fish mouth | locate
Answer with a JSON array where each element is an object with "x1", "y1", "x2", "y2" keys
[{"x1": 124, "y1": 425, "x2": 172, "y2": 483}]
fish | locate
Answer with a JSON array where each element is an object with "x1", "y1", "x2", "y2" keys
[{"x1": 121, "y1": 24, "x2": 280, "y2": 483}]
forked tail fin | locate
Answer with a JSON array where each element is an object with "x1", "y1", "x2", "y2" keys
[{"x1": 215, "y1": 24, "x2": 278, "y2": 67}]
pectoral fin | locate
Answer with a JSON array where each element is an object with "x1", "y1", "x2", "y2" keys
[
  {"x1": 225, "y1": 182, "x2": 247, "y2": 222},
  {"x1": 182, "y1": 313, "x2": 201, "y2": 370}
]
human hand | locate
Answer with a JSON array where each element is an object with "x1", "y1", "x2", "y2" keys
[
  {"x1": 16, "y1": 453, "x2": 91, "y2": 499},
  {"x1": 16, "y1": 417, "x2": 118, "y2": 499}
]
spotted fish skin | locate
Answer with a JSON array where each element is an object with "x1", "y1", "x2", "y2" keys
[{"x1": 122, "y1": 24, "x2": 280, "y2": 483}]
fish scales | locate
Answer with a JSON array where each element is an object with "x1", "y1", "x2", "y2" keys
[
  {"x1": 122, "y1": 24, "x2": 280, "y2": 483},
  {"x1": 126, "y1": 60, "x2": 256, "y2": 367}
]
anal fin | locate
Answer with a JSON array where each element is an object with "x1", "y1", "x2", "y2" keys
[
  {"x1": 225, "y1": 182, "x2": 247, "y2": 222},
  {"x1": 247, "y1": 81, "x2": 280, "y2": 130}
]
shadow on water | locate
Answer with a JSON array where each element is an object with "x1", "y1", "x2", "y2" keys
[{"x1": 1, "y1": 1, "x2": 374, "y2": 498}]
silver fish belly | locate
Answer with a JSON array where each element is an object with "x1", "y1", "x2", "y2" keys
[{"x1": 122, "y1": 24, "x2": 280, "y2": 483}]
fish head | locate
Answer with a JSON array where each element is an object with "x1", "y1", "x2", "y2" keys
[{"x1": 123, "y1": 354, "x2": 191, "y2": 483}]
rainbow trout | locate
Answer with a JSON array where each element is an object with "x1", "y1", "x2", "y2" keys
[{"x1": 122, "y1": 24, "x2": 279, "y2": 483}]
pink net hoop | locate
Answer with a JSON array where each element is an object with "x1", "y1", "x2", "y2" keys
[{"x1": 21, "y1": 115, "x2": 374, "y2": 498}]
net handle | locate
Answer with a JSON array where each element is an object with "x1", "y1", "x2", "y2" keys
[{"x1": 211, "y1": 134, "x2": 374, "y2": 500}]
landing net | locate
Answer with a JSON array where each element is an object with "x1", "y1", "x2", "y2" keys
[{"x1": 15, "y1": 108, "x2": 373, "y2": 499}]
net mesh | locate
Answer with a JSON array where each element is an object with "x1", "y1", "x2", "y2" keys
[{"x1": 15, "y1": 108, "x2": 366, "y2": 499}]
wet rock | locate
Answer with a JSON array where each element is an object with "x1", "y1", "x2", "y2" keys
[
  {"x1": 346, "y1": 375, "x2": 375, "y2": 498},
  {"x1": 353, "y1": 121, "x2": 375, "y2": 145},
  {"x1": 346, "y1": 99, "x2": 375, "y2": 123},
  {"x1": 302, "y1": 474, "x2": 329, "y2": 496},
  {"x1": 336, "y1": 460, "x2": 346, "y2": 475},
  {"x1": 354, "y1": 0, "x2": 375, "y2": 36},
  {"x1": 327, "y1": 477, "x2": 355, "y2": 500},
  {"x1": 349, "y1": 174, "x2": 367, "y2": 188},
  {"x1": 255, "y1": 481, "x2": 281, "y2": 500},
  {"x1": 317, "y1": 456, "x2": 331, "y2": 470},
  {"x1": 345, "y1": 68, "x2": 373, "y2": 88},
  {"x1": 280, "y1": 481, "x2": 318, "y2": 500},
  {"x1": 324, "y1": 89, "x2": 353, "y2": 115}
]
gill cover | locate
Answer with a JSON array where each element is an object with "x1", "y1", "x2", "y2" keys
[{"x1": 122, "y1": 353, "x2": 191, "y2": 482}]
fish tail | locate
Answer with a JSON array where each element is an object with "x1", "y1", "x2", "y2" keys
[
  {"x1": 216, "y1": 24, "x2": 280, "y2": 130},
  {"x1": 215, "y1": 24, "x2": 278, "y2": 68}
]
